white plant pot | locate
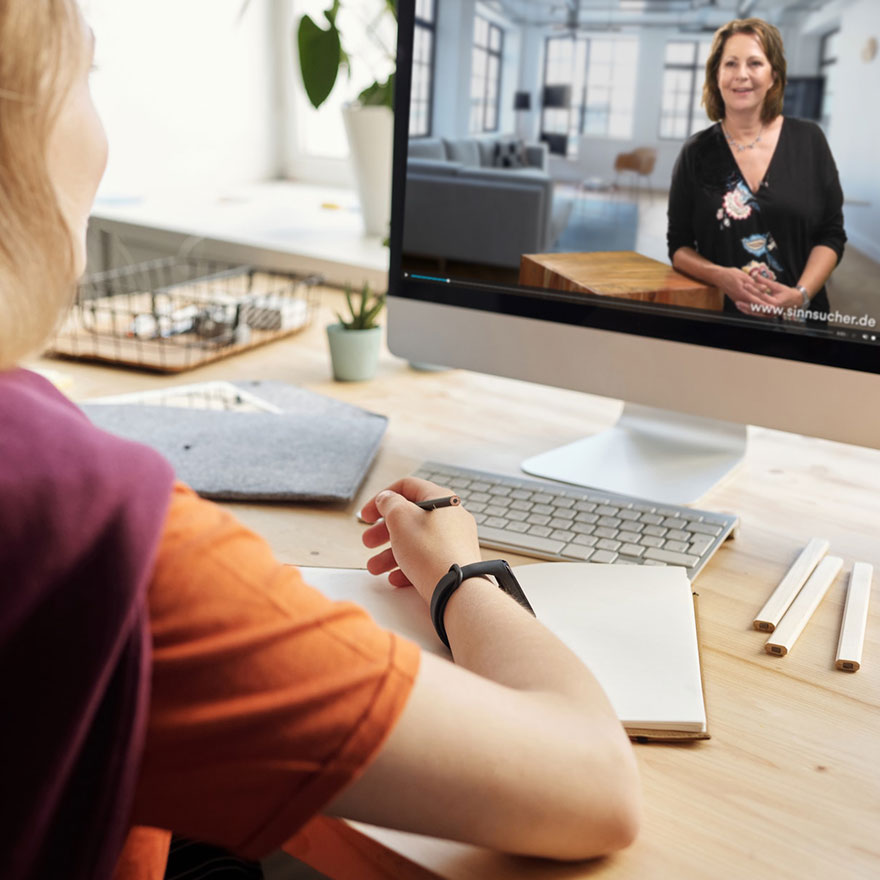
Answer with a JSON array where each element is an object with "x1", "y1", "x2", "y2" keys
[
  {"x1": 326, "y1": 323, "x2": 382, "y2": 381},
  {"x1": 342, "y1": 104, "x2": 393, "y2": 237}
]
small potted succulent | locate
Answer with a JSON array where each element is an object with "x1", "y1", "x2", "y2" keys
[{"x1": 326, "y1": 282, "x2": 386, "y2": 381}]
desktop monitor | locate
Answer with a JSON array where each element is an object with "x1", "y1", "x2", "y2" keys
[{"x1": 387, "y1": 0, "x2": 880, "y2": 504}]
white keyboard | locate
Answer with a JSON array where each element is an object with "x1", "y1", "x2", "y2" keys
[{"x1": 413, "y1": 462, "x2": 738, "y2": 580}]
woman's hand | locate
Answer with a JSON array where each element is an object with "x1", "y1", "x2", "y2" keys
[
  {"x1": 717, "y1": 266, "x2": 778, "y2": 317},
  {"x1": 747, "y1": 276, "x2": 804, "y2": 318},
  {"x1": 360, "y1": 476, "x2": 482, "y2": 603}
]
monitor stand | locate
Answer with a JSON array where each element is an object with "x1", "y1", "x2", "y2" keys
[{"x1": 521, "y1": 403, "x2": 747, "y2": 505}]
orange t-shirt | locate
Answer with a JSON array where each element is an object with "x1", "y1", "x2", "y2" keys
[{"x1": 113, "y1": 483, "x2": 420, "y2": 879}]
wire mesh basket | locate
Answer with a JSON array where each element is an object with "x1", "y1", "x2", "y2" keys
[{"x1": 48, "y1": 257, "x2": 322, "y2": 372}]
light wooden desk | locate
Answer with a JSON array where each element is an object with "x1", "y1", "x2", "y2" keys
[{"x1": 41, "y1": 290, "x2": 880, "y2": 880}]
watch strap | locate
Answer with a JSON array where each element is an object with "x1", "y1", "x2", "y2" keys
[{"x1": 430, "y1": 559, "x2": 534, "y2": 649}]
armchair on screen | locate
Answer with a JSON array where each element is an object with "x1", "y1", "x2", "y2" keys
[{"x1": 613, "y1": 147, "x2": 657, "y2": 199}]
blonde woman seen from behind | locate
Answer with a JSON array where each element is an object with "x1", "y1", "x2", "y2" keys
[{"x1": 0, "y1": 3, "x2": 640, "y2": 879}]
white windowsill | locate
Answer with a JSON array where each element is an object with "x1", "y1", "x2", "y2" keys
[{"x1": 90, "y1": 181, "x2": 389, "y2": 289}]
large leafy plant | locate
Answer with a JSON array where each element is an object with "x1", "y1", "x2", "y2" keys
[
  {"x1": 239, "y1": 1, "x2": 396, "y2": 110},
  {"x1": 297, "y1": 0, "x2": 396, "y2": 109}
]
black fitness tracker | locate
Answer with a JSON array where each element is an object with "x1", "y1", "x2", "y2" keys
[{"x1": 429, "y1": 559, "x2": 535, "y2": 649}]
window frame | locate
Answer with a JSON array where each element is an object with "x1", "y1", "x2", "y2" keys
[
  {"x1": 470, "y1": 16, "x2": 504, "y2": 134},
  {"x1": 409, "y1": 0, "x2": 436, "y2": 138},
  {"x1": 658, "y1": 39, "x2": 711, "y2": 140},
  {"x1": 819, "y1": 28, "x2": 839, "y2": 131},
  {"x1": 540, "y1": 34, "x2": 638, "y2": 146}
]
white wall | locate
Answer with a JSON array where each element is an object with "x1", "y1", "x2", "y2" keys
[
  {"x1": 84, "y1": 0, "x2": 278, "y2": 199},
  {"x1": 824, "y1": 0, "x2": 880, "y2": 261}
]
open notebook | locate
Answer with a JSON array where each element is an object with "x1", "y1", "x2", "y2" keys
[{"x1": 301, "y1": 562, "x2": 709, "y2": 741}]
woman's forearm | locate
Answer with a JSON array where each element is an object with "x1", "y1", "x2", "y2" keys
[
  {"x1": 671, "y1": 246, "x2": 726, "y2": 287},
  {"x1": 797, "y1": 245, "x2": 838, "y2": 300}
]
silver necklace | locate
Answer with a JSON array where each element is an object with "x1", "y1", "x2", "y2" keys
[{"x1": 722, "y1": 123, "x2": 763, "y2": 152}]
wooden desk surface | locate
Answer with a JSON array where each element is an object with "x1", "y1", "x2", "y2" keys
[
  {"x1": 520, "y1": 251, "x2": 724, "y2": 311},
  {"x1": 40, "y1": 289, "x2": 880, "y2": 880}
]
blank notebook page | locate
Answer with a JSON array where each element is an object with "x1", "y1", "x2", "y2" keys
[{"x1": 301, "y1": 562, "x2": 706, "y2": 733}]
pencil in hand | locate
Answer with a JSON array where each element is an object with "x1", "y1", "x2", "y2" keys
[{"x1": 415, "y1": 495, "x2": 461, "y2": 510}]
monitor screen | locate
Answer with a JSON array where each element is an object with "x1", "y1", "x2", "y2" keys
[{"x1": 387, "y1": 0, "x2": 880, "y2": 503}]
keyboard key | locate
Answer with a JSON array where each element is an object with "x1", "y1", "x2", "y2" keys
[
  {"x1": 485, "y1": 516, "x2": 508, "y2": 529},
  {"x1": 551, "y1": 529, "x2": 576, "y2": 543},
  {"x1": 469, "y1": 491, "x2": 490, "y2": 503},
  {"x1": 528, "y1": 524, "x2": 553, "y2": 537},
  {"x1": 597, "y1": 515, "x2": 622, "y2": 529},
  {"x1": 643, "y1": 525, "x2": 667, "y2": 538},
  {"x1": 597, "y1": 538, "x2": 621, "y2": 552},
  {"x1": 643, "y1": 547, "x2": 700, "y2": 567},
  {"x1": 591, "y1": 549, "x2": 618, "y2": 564},
  {"x1": 531, "y1": 493, "x2": 553, "y2": 504},
  {"x1": 596, "y1": 505, "x2": 618, "y2": 516},
  {"x1": 468, "y1": 502, "x2": 486, "y2": 513},
  {"x1": 507, "y1": 509, "x2": 528, "y2": 522},
  {"x1": 469, "y1": 482, "x2": 491, "y2": 492},
  {"x1": 508, "y1": 521, "x2": 529, "y2": 533},
  {"x1": 485, "y1": 505, "x2": 508, "y2": 517},
  {"x1": 510, "y1": 499, "x2": 533, "y2": 512},
  {"x1": 531, "y1": 503, "x2": 553, "y2": 515},
  {"x1": 663, "y1": 517, "x2": 689, "y2": 530},
  {"x1": 639, "y1": 535, "x2": 665, "y2": 549},
  {"x1": 640, "y1": 513, "x2": 664, "y2": 525},
  {"x1": 618, "y1": 509, "x2": 641, "y2": 521},
  {"x1": 561, "y1": 545, "x2": 595, "y2": 561},
  {"x1": 594, "y1": 526, "x2": 618, "y2": 540},
  {"x1": 666, "y1": 528, "x2": 690, "y2": 541},
  {"x1": 620, "y1": 543, "x2": 645, "y2": 557},
  {"x1": 574, "y1": 511, "x2": 598, "y2": 524},
  {"x1": 551, "y1": 497, "x2": 575, "y2": 509},
  {"x1": 553, "y1": 507, "x2": 576, "y2": 521},
  {"x1": 472, "y1": 512, "x2": 487, "y2": 524},
  {"x1": 689, "y1": 535, "x2": 715, "y2": 554},
  {"x1": 572, "y1": 534, "x2": 598, "y2": 547},
  {"x1": 689, "y1": 521, "x2": 723, "y2": 536},
  {"x1": 574, "y1": 501, "x2": 597, "y2": 513},
  {"x1": 478, "y1": 526, "x2": 565, "y2": 555},
  {"x1": 528, "y1": 514, "x2": 551, "y2": 526},
  {"x1": 571, "y1": 522, "x2": 595, "y2": 536},
  {"x1": 618, "y1": 531, "x2": 642, "y2": 545},
  {"x1": 663, "y1": 540, "x2": 690, "y2": 553},
  {"x1": 510, "y1": 489, "x2": 532, "y2": 500},
  {"x1": 488, "y1": 485, "x2": 511, "y2": 496}
]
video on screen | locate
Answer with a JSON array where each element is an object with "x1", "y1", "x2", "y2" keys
[{"x1": 401, "y1": 0, "x2": 879, "y2": 343}]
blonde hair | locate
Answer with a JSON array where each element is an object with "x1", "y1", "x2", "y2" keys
[
  {"x1": 0, "y1": 0, "x2": 85, "y2": 370},
  {"x1": 702, "y1": 18, "x2": 787, "y2": 125}
]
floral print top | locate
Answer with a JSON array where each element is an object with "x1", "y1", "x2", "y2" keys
[{"x1": 667, "y1": 117, "x2": 846, "y2": 314}]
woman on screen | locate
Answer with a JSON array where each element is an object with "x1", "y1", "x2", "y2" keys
[
  {"x1": 0, "y1": 3, "x2": 640, "y2": 878},
  {"x1": 667, "y1": 17, "x2": 846, "y2": 324}
]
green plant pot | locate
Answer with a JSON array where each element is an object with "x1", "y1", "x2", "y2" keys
[{"x1": 326, "y1": 323, "x2": 382, "y2": 381}]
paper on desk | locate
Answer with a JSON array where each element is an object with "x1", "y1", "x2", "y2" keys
[{"x1": 300, "y1": 562, "x2": 706, "y2": 733}]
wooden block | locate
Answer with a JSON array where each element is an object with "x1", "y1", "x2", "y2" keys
[
  {"x1": 765, "y1": 556, "x2": 843, "y2": 656},
  {"x1": 518, "y1": 251, "x2": 723, "y2": 310},
  {"x1": 753, "y1": 537, "x2": 829, "y2": 631},
  {"x1": 836, "y1": 562, "x2": 873, "y2": 672}
]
